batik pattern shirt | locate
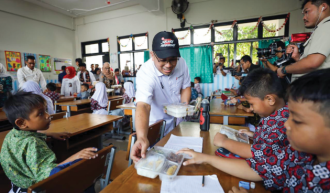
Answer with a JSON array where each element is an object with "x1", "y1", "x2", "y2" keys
[
  {"x1": 91, "y1": 98, "x2": 107, "y2": 111},
  {"x1": 247, "y1": 145, "x2": 330, "y2": 192},
  {"x1": 0, "y1": 129, "x2": 57, "y2": 188},
  {"x1": 44, "y1": 91, "x2": 60, "y2": 104},
  {"x1": 251, "y1": 105, "x2": 289, "y2": 159},
  {"x1": 122, "y1": 93, "x2": 131, "y2": 104}
]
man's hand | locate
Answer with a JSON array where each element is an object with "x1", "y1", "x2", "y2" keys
[
  {"x1": 260, "y1": 58, "x2": 268, "y2": 63},
  {"x1": 286, "y1": 45, "x2": 300, "y2": 61},
  {"x1": 234, "y1": 76, "x2": 242, "y2": 81},
  {"x1": 176, "y1": 148, "x2": 208, "y2": 166},
  {"x1": 130, "y1": 137, "x2": 149, "y2": 163},
  {"x1": 229, "y1": 186, "x2": 248, "y2": 193},
  {"x1": 277, "y1": 67, "x2": 285, "y2": 78},
  {"x1": 46, "y1": 132, "x2": 70, "y2": 141},
  {"x1": 213, "y1": 133, "x2": 228, "y2": 147}
]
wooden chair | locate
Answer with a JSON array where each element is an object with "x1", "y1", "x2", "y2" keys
[
  {"x1": 105, "y1": 120, "x2": 165, "y2": 183},
  {"x1": 54, "y1": 97, "x2": 75, "y2": 112},
  {"x1": 28, "y1": 145, "x2": 116, "y2": 193},
  {"x1": 51, "y1": 112, "x2": 66, "y2": 121},
  {"x1": 107, "y1": 98, "x2": 124, "y2": 115}
]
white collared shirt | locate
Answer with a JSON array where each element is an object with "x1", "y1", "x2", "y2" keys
[
  {"x1": 17, "y1": 66, "x2": 47, "y2": 90},
  {"x1": 136, "y1": 58, "x2": 191, "y2": 135},
  {"x1": 76, "y1": 71, "x2": 96, "y2": 84},
  {"x1": 61, "y1": 76, "x2": 81, "y2": 97}
]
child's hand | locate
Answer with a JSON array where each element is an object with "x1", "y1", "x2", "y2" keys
[
  {"x1": 49, "y1": 132, "x2": 70, "y2": 140},
  {"x1": 237, "y1": 104, "x2": 243, "y2": 109},
  {"x1": 229, "y1": 186, "x2": 248, "y2": 193},
  {"x1": 239, "y1": 129, "x2": 254, "y2": 138},
  {"x1": 213, "y1": 133, "x2": 228, "y2": 147},
  {"x1": 243, "y1": 107, "x2": 252, "y2": 113},
  {"x1": 70, "y1": 148, "x2": 98, "y2": 161},
  {"x1": 176, "y1": 148, "x2": 207, "y2": 166}
]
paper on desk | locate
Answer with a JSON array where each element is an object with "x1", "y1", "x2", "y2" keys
[
  {"x1": 164, "y1": 134, "x2": 203, "y2": 153},
  {"x1": 161, "y1": 175, "x2": 224, "y2": 193}
]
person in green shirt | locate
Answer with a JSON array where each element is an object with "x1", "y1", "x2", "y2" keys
[{"x1": 0, "y1": 91, "x2": 98, "y2": 192}]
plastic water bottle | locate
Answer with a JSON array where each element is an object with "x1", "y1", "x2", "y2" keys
[{"x1": 200, "y1": 99, "x2": 210, "y2": 131}]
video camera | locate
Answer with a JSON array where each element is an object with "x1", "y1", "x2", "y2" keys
[{"x1": 257, "y1": 43, "x2": 285, "y2": 59}]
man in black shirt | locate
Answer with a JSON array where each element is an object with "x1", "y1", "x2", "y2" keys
[{"x1": 235, "y1": 55, "x2": 260, "y2": 84}]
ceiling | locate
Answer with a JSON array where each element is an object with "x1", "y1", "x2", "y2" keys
[{"x1": 23, "y1": 0, "x2": 143, "y2": 17}]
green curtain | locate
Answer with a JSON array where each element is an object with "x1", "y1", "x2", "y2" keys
[
  {"x1": 179, "y1": 46, "x2": 213, "y2": 83},
  {"x1": 144, "y1": 50, "x2": 150, "y2": 62}
]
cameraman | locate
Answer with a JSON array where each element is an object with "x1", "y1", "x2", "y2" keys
[
  {"x1": 261, "y1": 41, "x2": 286, "y2": 72},
  {"x1": 277, "y1": 0, "x2": 330, "y2": 81},
  {"x1": 213, "y1": 53, "x2": 229, "y2": 76},
  {"x1": 235, "y1": 55, "x2": 260, "y2": 83}
]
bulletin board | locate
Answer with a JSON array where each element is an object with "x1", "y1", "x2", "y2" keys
[
  {"x1": 54, "y1": 58, "x2": 72, "y2": 71},
  {"x1": 23, "y1": 53, "x2": 38, "y2": 68},
  {"x1": 39, "y1": 55, "x2": 51, "y2": 72},
  {"x1": 5, "y1": 51, "x2": 22, "y2": 71}
]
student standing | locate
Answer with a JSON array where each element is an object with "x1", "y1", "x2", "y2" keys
[
  {"x1": 17, "y1": 55, "x2": 47, "y2": 91},
  {"x1": 77, "y1": 63, "x2": 96, "y2": 84},
  {"x1": 61, "y1": 66, "x2": 81, "y2": 97},
  {"x1": 0, "y1": 63, "x2": 13, "y2": 108},
  {"x1": 58, "y1": 66, "x2": 66, "y2": 84},
  {"x1": 131, "y1": 31, "x2": 191, "y2": 163}
]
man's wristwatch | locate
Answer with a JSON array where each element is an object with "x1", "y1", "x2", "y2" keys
[{"x1": 281, "y1": 66, "x2": 287, "y2": 75}]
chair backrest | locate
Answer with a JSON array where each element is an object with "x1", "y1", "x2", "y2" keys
[
  {"x1": 51, "y1": 112, "x2": 66, "y2": 121},
  {"x1": 130, "y1": 97, "x2": 135, "y2": 103},
  {"x1": 28, "y1": 145, "x2": 116, "y2": 193},
  {"x1": 54, "y1": 98, "x2": 75, "y2": 112},
  {"x1": 107, "y1": 98, "x2": 124, "y2": 113}
]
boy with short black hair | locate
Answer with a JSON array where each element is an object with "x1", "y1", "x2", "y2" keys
[
  {"x1": 194, "y1": 77, "x2": 201, "y2": 93},
  {"x1": 44, "y1": 82, "x2": 60, "y2": 104},
  {"x1": 190, "y1": 82, "x2": 198, "y2": 101},
  {"x1": 213, "y1": 68, "x2": 289, "y2": 159},
  {"x1": 178, "y1": 68, "x2": 330, "y2": 192},
  {"x1": 77, "y1": 83, "x2": 90, "y2": 99},
  {"x1": 0, "y1": 92, "x2": 98, "y2": 192}
]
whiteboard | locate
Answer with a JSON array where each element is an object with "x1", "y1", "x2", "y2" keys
[{"x1": 54, "y1": 58, "x2": 72, "y2": 71}]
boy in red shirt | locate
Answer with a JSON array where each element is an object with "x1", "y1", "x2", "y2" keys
[
  {"x1": 178, "y1": 69, "x2": 330, "y2": 192},
  {"x1": 44, "y1": 83, "x2": 60, "y2": 104}
]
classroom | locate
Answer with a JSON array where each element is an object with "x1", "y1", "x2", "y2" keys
[{"x1": 1, "y1": 0, "x2": 330, "y2": 192}]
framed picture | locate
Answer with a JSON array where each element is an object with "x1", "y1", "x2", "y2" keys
[
  {"x1": 5, "y1": 51, "x2": 21, "y2": 71},
  {"x1": 39, "y1": 55, "x2": 51, "y2": 72}
]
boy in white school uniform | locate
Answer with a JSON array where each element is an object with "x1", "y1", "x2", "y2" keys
[
  {"x1": 76, "y1": 63, "x2": 96, "y2": 85},
  {"x1": 131, "y1": 31, "x2": 191, "y2": 163},
  {"x1": 17, "y1": 55, "x2": 47, "y2": 91}
]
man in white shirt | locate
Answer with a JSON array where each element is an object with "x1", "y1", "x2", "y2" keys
[
  {"x1": 17, "y1": 55, "x2": 47, "y2": 91},
  {"x1": 213, "y1": 53, "x2": 230, "y2": 76},
  {"x1": 76, "y1": 63, "x2": 96, "y2": 84},
  {"x1": 131, "y1": 31, "x2": 191, "y2": 163}
]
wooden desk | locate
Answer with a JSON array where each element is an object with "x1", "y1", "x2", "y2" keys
[
  {"x1": 101, "y1": 122, "x2": 269, "y2": 193},
  {"x1": 108, "y1": 95, "x2": 123, "y2": 100},
  {"x1": 40, "y1": 113, "x2": 122, "y2": 162},
  {"x1": 116, "y1": 103, "x2": 136, "y2": 131},
  {"x1": 57, "y1": 96, "x2": 76, "y2": 103},
  {"x1": 210, "y1": 99, "x2": 253, "y2": 125},
  {"x1": 57, "y1": 99, "x2": 91, "y2": 117}
]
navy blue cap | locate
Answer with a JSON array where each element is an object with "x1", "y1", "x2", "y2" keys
[{"x1": 152, "y1": 31, "x2": 181, "y2": 59}]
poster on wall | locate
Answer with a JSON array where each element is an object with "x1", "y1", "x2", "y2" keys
[
  {"x1": 39, "y1": 55, "x2": 51, "y2": 72},
  {"x1": 110, "y1": 53, "x2": 117, "y2": 63},
  {"x1": 54, "y1": 58, "x2": 71, "y2": 73},
  {"x1": 23, "y1": 53, "x2": 38, "y2": 68},
  {"x1": 5, "y1": 51, "x2": 21, "y2": 71}
]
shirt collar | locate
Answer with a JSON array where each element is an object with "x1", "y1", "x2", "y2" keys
[
  {"x1": 24, "y1": 66, "x2": 35, "y2": 72},
  {"x1": 11, "y1": 128, "x2": 47, "y2": 140},
  {"x1": 318, "y1": 16, "x2": 330, "y2": 26}
]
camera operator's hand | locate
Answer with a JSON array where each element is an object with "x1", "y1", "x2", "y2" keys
[
  {"x1": 261, "y1": 58, "x2": 268, "y2": 63},
  {"x1": 286, "y1": 45, "x2": 300, "y2": 62},
  {"x1": 234, "y1": 76, "x2": 242, "y2": 81},
  {"x1": 277, "y1": 67, "x2": 286, "y2": 78}
]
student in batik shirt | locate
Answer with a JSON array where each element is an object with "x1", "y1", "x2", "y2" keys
[
  {"x1": 91, "y1": 82, "x2": 108, "y2": 115},
  {"x1": 214, "y1": 68, "x2": 289, "y2": 159},
  {"x1": 43, "y1": 83, "x2": 60, "y2": 104},
  {"x1": 177, "y1": 68, "x2": 330, "y2": 192},
  {"x1": 122, "y1": 82, "x2": 135, "y2": 104},
  {"x1": 0, "y1": 92, "x2": 98, "y2": 192}
]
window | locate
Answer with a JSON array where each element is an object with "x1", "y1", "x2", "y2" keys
[
  {"x1": 173, "y1": 14, "x2": 289, "y2": 67},
  {"x1": 117, "y1": 32, "x2": 149, "y2": 77},
  {"x1": 85, "y1": 44, "x2": 99, "y2": 54},
  {"x1": 81, "y1": 39, "x2": 110, "y2": 71}
]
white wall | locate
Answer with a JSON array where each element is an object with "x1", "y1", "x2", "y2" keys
[
  {"x1": 0, "y1": 0, "x2": 75, "y2": 81},
  {"x1": 75, "y1": 0, "x2": 307, "y2": 69}
]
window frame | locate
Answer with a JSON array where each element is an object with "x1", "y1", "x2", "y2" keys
[
  {"x1": 81, "y1": 39, "x2": 109, "y2": 57},
  {"x1": 117, "y1": 32, "x2": 149, "y2": 77},
  {"x1": 173, "y1": 14, "x2": 290, "y2": 65}
]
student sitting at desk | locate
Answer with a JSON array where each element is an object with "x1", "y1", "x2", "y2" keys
[
  {"x1": 178, "y1": 69, "x2": 330, "y2": 192},
  {"x1": 44, "y1": 83, "x2": 60, "y2": 104},
  {"x1": 0, "y1": 92, "x2": 98, "y2": 193},
  {"x1": 77, "y1": 83, "x2": 90, "y2": 99},
  {"x1": 22, "y1": 81, "x2": 55, "y2": 115},
  {"x1": 123, "y1": 82, "x2": 135, "y2": 104},
  {"x1": 214, "y1": 68, "x2": 289, "y2": 159},
  {"x1": 61, "y1": 66, "x2": 81, "y2": 97},
  {"x1": 91, "y1": 82, "x2": 108, "y2": 115}
]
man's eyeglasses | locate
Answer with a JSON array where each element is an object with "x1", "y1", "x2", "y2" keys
[{"x1": 154, "y1": 53, "x2": 179, "y2": 65}]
